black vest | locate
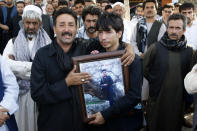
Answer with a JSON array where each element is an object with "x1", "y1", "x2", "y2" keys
[{"x1": 136, "y1": 20, "x2": 162, "y2": 52}]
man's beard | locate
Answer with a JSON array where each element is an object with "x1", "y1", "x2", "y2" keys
[
  {"x1": 86, "y1": 27, "x2": 96, "y2": 34},
  {"x1": 25, "y1": 32, "x2": 37, "y2": 39}
]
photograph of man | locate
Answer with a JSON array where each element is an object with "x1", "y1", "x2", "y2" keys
[{"x1": 100, "y1": 69, "x2": 115, "y2": 106}]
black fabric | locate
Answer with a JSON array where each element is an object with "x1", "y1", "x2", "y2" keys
[
  {"x1": 160, "y1": 32, "x2": 187, "y2": 50},
  {"x1": 136, "y1": 20, "x2": 162, "y2": 52},
  {"x1": 98, "y1": 44, "x2": 143, "y2": 131},
  {"x1": 31, "y1": 39, "x2": 102, "y2": 131},
  {"x1": 42, "y1": 15, "x2": 54, "y2": 40},
  {"x1": 143, "y1": 38, "x2": 194, "y2": 131},
  {"x1": 11, "y1": 14, "x2": 22, "y2": 37}
]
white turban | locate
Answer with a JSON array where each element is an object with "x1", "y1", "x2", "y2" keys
[
  {"x1": 112, "y1": 2, "x2": 125, "y2": 8},
  {"x1": 23, "y1": 5, "x2": 42, "y2": 16}
]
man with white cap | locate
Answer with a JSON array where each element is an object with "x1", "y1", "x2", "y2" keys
[
  {"x1": 3, "y1": 5, "x2": 51, "y2": 131},
  {"x1": 112, "y1": 2, "x2": 133, "y2": 44}
]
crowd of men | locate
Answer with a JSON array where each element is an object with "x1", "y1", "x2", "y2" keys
[{"x1": 1, "y1": 0, "x2": 197, "y2": 131}]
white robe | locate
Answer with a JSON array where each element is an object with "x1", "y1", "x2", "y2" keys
[
  {"x1": 0, "y1": 56, "x2": 19, "y2": 131},
  {"x1": 3, "y1": 38, "x2": 37, "y2": 131}
]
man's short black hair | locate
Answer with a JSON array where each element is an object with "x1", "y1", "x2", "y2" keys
[
  {"x1": 162, "y1": 3, "x2": 174, "y2": 10},
  {"x1": 179, "y1": 2, "x2": 195, "y2": 12},
  {"x1": 96, "y1": 12, "x2": 124, "y2": 40},
  {"x1": 143, "y1": 0, "x2": 158, "y2": 10},
  {"x1": 167, "y1": 13, "x2": 187, "y2": 30},
  {"x1": 53, "y1": 8, "x2": 77, "y2": 26},
  {"x1": 58, "y1": 0, "x2": 68, "y2": 6},
  {"x1": 104, "y1": 4, "x2": 112, "y2": 11},
  {"x1": 74, "y1": 0, "x2": 85, "y2": 6},
  {"x1": 82, "y1": 5, "x2": 102, "y2": 21}
]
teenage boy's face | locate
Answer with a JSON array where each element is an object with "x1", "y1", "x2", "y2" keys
[{"x1": 98, "y1": 26, "x2": 122, "y2": 51}]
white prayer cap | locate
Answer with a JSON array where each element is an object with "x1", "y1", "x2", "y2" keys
[
  {"x1": 112, "y1": 2, "x2": 125, "y2": 8},
  {"x1": 23, "y1": 5, "x2": 42, "y2": 16}
]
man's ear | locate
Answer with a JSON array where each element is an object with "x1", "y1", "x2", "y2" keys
[{"x1": 117, "y1": 30, "x2": 123, "y2": 39}]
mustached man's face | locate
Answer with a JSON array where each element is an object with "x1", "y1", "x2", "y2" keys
[
  {"x1": 54, "y1": 14, "x2": 77, "y2": 46},
  {"x1": 144, "y1": 2, "x2": 157, "y2": 19},
  {"x1": 84, "y1": 14, "x2": 98, "y2": 35},
  {"x1": 23, "y1": 18, "x2": 41, "y2": 39},
  {"x1": 167, "y1": 19, "x2": 185, "y2": 41}
]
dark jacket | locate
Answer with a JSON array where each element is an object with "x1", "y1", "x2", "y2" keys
[
  {"x1": 30, "y1": 39, "x2": 101, "y2": 131},
  {"x1": 98, "y1": 44, "x2": 143, "y2": 131}
]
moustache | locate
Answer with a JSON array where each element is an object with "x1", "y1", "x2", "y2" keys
[
  {"x1": 87, "y1": 27, "x2": 96, "y2": 30},
  {"x1": 147, "y1": 11, "x2": 152, "y2": 14},
  {"x1": 62, "y1": 32, "x2": 72, "y2": 36},
  {"x1": 169, "y1": 33, "x2": 177, "y2": 37}
]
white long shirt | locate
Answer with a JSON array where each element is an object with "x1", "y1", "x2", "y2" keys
[
  {"x1": 2, "y1": 38, "x2": 35, "y2": 80},
  {"x1": 0, "y1": 56, "x2": 19, "y2": 131},
  {"x1": 185, "y1": 19, "x2": 197, "y2": 50}
]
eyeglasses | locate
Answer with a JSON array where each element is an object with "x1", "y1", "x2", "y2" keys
[{"x1": 164, "y1": 10, "x2": 172, "y2": 14}]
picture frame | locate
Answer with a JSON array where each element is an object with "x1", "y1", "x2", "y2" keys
[{"x1": 72, "y1": 50, "x2": 129, "y2": 123}]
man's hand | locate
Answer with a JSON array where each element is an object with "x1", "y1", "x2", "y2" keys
[
  {"x1": 8, "y1": 54, "x2": 15, "y2": 60},
  {"x1": 0, "y1": 107, "x2": 9, "y2": 126},
  {"x1": 140, "y1": 53, "x2": 144, "y2": 59},
  {"x1": 121, "y1": 44, "x2": 135, "y2": 66},
  {"x1": 91, "y1": 50, "x2": 99, "y2": 55},
  {"x1": 88, "y1": 112, "x2": 105, "y2": 125},
  {"x1": 65, "y1": 65, "x2": 91, "y2": 86}
]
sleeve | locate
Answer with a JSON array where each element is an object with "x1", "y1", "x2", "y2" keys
[
  {"x1": 184, "y1": 64, "x2": 197, "y2": 94},
  {"x1": 157, "y1": 23, "x2": 166, "y2": 41},
  {"x1": 2, "y1": 39, "x2": 32, "y2": 80},
  {"x1": 101, "y1": 56, "x2": 142, "y2": 120},
  {"x1": 130, "y1": 23, "x2": 142, "y2": 56},
  {"x1": 30, "y1": 50, "x2": 72, "y2": 105},
  {"x1": 143, "y1": 44, "x2": 157, "y2": 80},
  {"x1": 0, "y1": 56, "x2": 19, "y2": 115}
]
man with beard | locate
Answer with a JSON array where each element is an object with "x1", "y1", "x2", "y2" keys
[
  {"x1": 143, "y1": 14, "x2": 194, "y2": 131},
  {"x1": 30, "y1": 8, "x2": 135, "y2": 131},
  {"x1": 3, "y1": 5, "x2": 51, "y2": 131},
  {"x1": 76, "y1": 5, "x2": 101, "y2": 40},
  {"x1": 0, "y1": 0, "x2": 17, "y2": 54},
  {"x1": 112, "y1": 2, "x2": 133, "y2": 44},
  {"x1": 180, "y1": 3, "x2": 197, "y2": 50}
]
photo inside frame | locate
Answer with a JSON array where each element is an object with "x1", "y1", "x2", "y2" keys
[{"x1": 79, "y1": 58, "x2": 125, "y2": 118}]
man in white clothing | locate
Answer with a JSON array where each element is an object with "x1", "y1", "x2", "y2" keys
[
  {"x1": 180, "y1": 3, "x2": 197, "y2": 50},
  {"x1": 112, "y1": 2, "x2": 134, "y2": 44},
  {"x1": 3, "y1": 5, "x2": 51, "y2": 131},
  {"x1": 0, "y1": 55, "x2": 19, "y2": 131}
]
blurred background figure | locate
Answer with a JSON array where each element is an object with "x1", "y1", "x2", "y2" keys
[
  {"x1": 45, "y1": 3, "x2": 54, "y2": 16},
  {"x1": 11, "y1": 0, "x2": 25, "y2": 37},
  {"x1": 57, "y1": 0, "x2": 68, "y2": 10},
  {"x1": 75, "y1": 0, "x2": 85, "y2": 28},
  {"x1": 101, "y1": 0, "x2": 109, "y2": 11},
  {"x1": 159, "y1": 3, "x2": 174, "y2": 26},
  {"x1": 0, "y1": 0, "x2": 6, "y2": 6},
  {"x1": 24, "y1": 0, "x2": 32, "y2": 6},
  {"x1": 104, "y1": 4, "x2": 112, "y2": 13},
  {"x1": 174, "y1": 2, "x2": 181, "y2": 14},
  {"x1": 131, "y1": 3, "x2": 144, "y2": 23},
  {"x1": 84, "y1": 0, "x2": 94, "y2": 6}
]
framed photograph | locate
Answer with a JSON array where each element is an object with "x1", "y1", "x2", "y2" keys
[{"x1": 72, "y1": 50, "x2": 129, "y2": 123}]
